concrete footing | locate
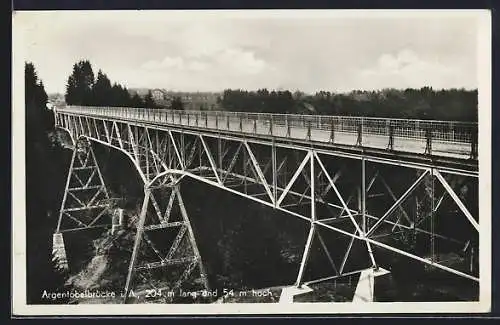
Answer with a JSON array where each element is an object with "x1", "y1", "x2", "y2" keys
[
  {"x1": 279, "y1": 285, "x2": 313, "y2": 303},
  {"x1": 52, "y1": 232, "x2": 69, "y2": 273},
  {"x1": 352, "y1": 267, "x2": 390, "y2": 303},
  {"x1": 111, "y1": 208, "x2": 124, "y2": 235}
]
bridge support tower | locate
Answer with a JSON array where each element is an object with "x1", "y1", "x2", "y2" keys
[
  {"x1": 123, "y1": 181, "x2": 209, "y2": 303},
  {"x1": 52, "y1": 137, "x2": 112, "y2": 272}
]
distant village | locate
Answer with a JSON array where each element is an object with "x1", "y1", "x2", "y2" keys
[
  {"x1": 146, "y1": 89, "x2": 222, "y2": 111},
  {"x1": 48, "y1": 89, "x2": 223, "y2": 111}
]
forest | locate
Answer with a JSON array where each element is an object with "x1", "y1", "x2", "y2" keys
[
  {"x1": 217, "y1": 88, "x2": 478, "y2": 121},
  {"x1": 63, "y1": 60, "x2": 477, "y2": 122},
  {"x1": 64, "y1": 60, "x2": 184, "y2": 110}
]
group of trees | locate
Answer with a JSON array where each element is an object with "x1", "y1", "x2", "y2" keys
[
  {"x1": 218, "y1": 89, "x2": 298, "y2": 114},
  {"x1": 65, "y1": 60, "x2": 182, "y2": 110},
  {"x1": 25, "y1": 62, "x2": 52, "y2": 137},
  {"x1": 25, "y1": 62, "x2": 68, "y2": 303},
  {"x1": 62, "y1": 60, "x2": 477, "y2": 121},
  {"x1": 218, "y1": 87, "x2": 478, "y2": 121}
]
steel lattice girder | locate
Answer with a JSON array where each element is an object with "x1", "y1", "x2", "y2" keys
[
  {"x1": 123, "y1": 184, "x2": 209, "y2": 303},
  {"x1": 56, "y1": 137, "x2": 111, "y2": 233},
  {"x1": 56, "y1": 112, "x2": 480, "y2": 284}
]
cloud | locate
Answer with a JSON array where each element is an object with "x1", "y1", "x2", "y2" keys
[
  {"x1": 186, "y1": 61, "x2": 209, "y2": 71},
  {"x1": 140, "y1": 47, "x2": 269, "y2": 76},
  {"x1": 142, "y1": 56, "x2": 185, "y2": 70},
  {"x1": 14, "y1": 11, "x2": 479, "y2": 93},
  {"x1": 216, "y1": 48, "x2": 268, "y2": 75},
  {"x1": 357, "y1": 49, "x2": 474, "y2": 90}
]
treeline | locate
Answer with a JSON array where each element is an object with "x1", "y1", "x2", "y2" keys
[
  {"x1": 218, "y1": 87, "x2": 478, "y2": 121},
  {"x1": 25, "y1": 62, "x2": 67, "y2": 302},
  {"x1": 65, "y1": 60, "x2": 183, "y2": 109},
  {"x1": 26, "y1": 62, "x2": 53, "y2": 135}
]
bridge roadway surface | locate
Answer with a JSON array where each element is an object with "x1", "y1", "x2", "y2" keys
[{"x1": 59, "y1": 106, "x2": 477, "y2": 170}]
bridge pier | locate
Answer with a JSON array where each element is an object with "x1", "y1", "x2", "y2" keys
[
  {"x1": 53, "y1": 137, "x2": 113, "y2": 272},
  {"x1": 51, "y1": 232, "x2": 69, "y2": 273},
  {"x1": 111, "y1": 208, "x2": 125, "y2": 235},
  {"x1": 123, "y1": 182, "x2": 209, "y2": 303}
]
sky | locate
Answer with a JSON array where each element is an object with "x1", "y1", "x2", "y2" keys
[{"x1": 13, "y1": 10, "x2": 483, "y2": 95}]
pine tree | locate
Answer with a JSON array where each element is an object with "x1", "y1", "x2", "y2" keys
[
  {"x1": 64, "y1": 60, "x2": 95, "y2": 105},
  {"x1": 131, "y1": 93, "x2": 144, "y2": 107},
  {"x1": 170, "y1": 96, "x2": 184, "y2": 110},
  {"x1": 143, "y1": 90, "x2": 156, "y2": 108},
  {"x1": 25, "y1": 62, "x2": 50, "y2": 136},
  {"x1": 92, "y1": 70, "x2": 112, "y2": 106}
]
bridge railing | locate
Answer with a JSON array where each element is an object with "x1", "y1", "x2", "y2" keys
[{"x1": 57, "y1": 105, "x2": 477, "y2": 145}]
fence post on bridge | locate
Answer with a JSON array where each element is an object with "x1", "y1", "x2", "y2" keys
[
  {"x1": 286, "y1": 116, "x2": 291, "y2": 137},
  {"x1": 470, "y1": 124, "x2": 478, "y2": 160},
  {"x1": 356, "y1": 119, "x2": 363, "y2": 146},
  {"x1": 307, "y1": 120, "x2": 311, "y2": 141},
  {"x1": 239, "y1": 116, "x2": 243, "y2": 132},
  {"x1": 330, "y1": 118, "x2": 335, "y2": 143},
  {"x1": 387, "y1": 122, "x2": 394, "y2": 151},
  {"x1": 270, "y1": 115, "x2": 273, "y2": 135},
  {"x1": 425, "y1": 125, "x2": 432, "y2": 155}
]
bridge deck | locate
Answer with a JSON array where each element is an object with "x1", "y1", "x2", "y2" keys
[{"x1": 57, "y1": 106, "x2": 477, "y2": 162}]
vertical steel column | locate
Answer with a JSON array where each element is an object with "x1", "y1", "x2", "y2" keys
[
  {"x1": 243, "y1": 148, "x2": 248, "y2": 194},
  {"x1": 362, "y1": 157, "x2": 377, "y2": 269},
  {"x1": 181, "y1": 132, "x2": 185, "y2": 168},
  {"x1": 272, "y1": 140, "x2": 277, "y2": 207},
  {"x1": 124, "y1": 187, "x2": 151, "y2": 303},
  {"x1": 311, "y1": 151, "x2": 316, "y2": 222},
  {"x1": 430, "y1": 168, "x2": 436, "y2": 261},
  {"x1": 218, "y1": 137, "x2": 222, "y2": 172},
  {"x1": 362, "y1": 158, "x2": 366, "y2": 233},
  {"x1": 296, "y1": 224, "x2": 315, "y2": 288},
  {"x1": 145, "y1": 129, "x2": 150, "y2": 181},
  {"x1": 295, "y1": 151, "x2": 315, "y2": 288},
  {"x1": 175, "y1": 186, "x2": 210, "y2": 291},
  {"x1": 55, "y1": 146, "x2": 78, "y2": 233}
]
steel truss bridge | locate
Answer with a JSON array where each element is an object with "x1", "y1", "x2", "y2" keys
[{"x1": 52, "y1": 105, "x2": 479, "y2": 303}]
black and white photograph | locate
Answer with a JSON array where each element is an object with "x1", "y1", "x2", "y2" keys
[{"x1": 12, "y1": 9, "x2": 491, "y2": 315}]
